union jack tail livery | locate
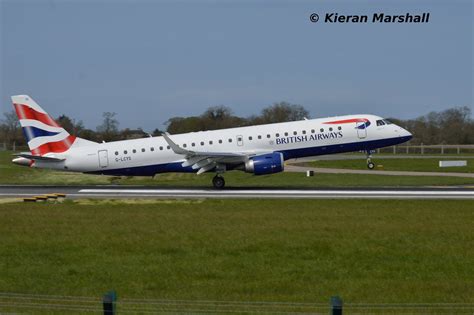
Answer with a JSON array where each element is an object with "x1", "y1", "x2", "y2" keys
[{"x1": 12, "y1": 95, "x2": 76, "y2": 156}]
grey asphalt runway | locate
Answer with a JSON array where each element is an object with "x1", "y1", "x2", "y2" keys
[{"x1": 0, "y1": 185, "x2": 473, "y2": 199}]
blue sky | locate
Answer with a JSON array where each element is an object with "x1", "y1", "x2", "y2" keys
[{"x1": 1, "y1": 0, "x2": 472, "y2": 132}]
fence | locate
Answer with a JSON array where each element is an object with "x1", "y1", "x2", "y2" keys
[
  {"x1": 376, "y1": 144, "x2": 474, "y2": 155},
  {"x1": 0, "y1": 142, "x2": 28, "y2": 152},
  {"x1": 1, "y1": 292, "x2": 473, "y2": 314}
]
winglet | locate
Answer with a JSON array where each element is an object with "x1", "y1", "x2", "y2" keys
[{"x1": 162, "y1": 132, "x2": 192, "y2": 155}]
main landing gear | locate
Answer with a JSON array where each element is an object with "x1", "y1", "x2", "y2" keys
[
  {"x1": 212, "y1": 175, "x2": 225, "y2": 189},
  {"x1": 366, "y1": 150, "x2": 375, "y2": 170}
]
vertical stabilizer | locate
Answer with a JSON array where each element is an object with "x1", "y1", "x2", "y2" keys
[{"x1": 11, "y1": 95, "x2": 76, "y2": 156}]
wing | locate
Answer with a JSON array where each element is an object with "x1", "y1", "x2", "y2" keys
[{"x1": 162, "y1": 132, "x2": 250, "y2": 174}]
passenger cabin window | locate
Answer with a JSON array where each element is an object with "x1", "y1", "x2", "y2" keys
[
  {"x1": 167, "y1": 146, "x2": 170, "y2": 150},
  {"x1": 150, "y1": 147, "x2": 154, "y2": 152},
  {"x1": 320, "y1": 128, "x2": 324, "y2": 132},
  {"x1": 267, "y1": 134, "x2": 270, "y2": 138},
  {"x1": 200, "y1": 141, "x2": 204, "y2": 146},
  {"x1": 159, "y1": 146, "x2": 163, "y2": 150},
  {"x1": 192, "y1": 143, "x2": 195, "y2": 147},
  {"x1": 293, "y1": 131, "x2": 297, "y2": 135},
  {"x1": 284, "y1": 132, "x2": 288, "y2": 136},
  {"x1": 141, "y1": 148, "x2": 145, "y2": 152},
  {"x1": 258, "y1": 135, "x2": 262, "y2": 139},
  {"x1": 249, "y1": 136, "x2": 253, "y2": 140},
  {"x1": 124, "y1": 150, "x2": 128, "y2": 154},
  {"x1": 338, "y1": 126, "x2": 342, "y2": 130},
  {"x1": 228, "y1": 138, "x2": 232, "y2": 143},
  {"x1": 302, "y1": 130, "x2": 306, "y2": 134},
  {"x1": 376, "y1": 120, "x2": 386, "y2": 126},
  {"x1": 275, "y1": 133, "x2": 279, "y2": 137},
  {"x1": 209, "y1": 140, "x2": 213, "y2": 145},
  {"x1": 132, "y1": 149, "x2": 136, "y2": 153},
  {"x1": 115, "y1": 151, "x2": 118, "y2": 155},
  {"x1": 219, "y1": 139, "x2": 222, "y2": 144},
  {"x1": 183, "y1": 144, "x2": 187, "y2": 148},
  {"x1": 329, "y1": 127, "x2": 333, "y2": 131},
  {"x1": 311, "y1": 129, "x2": 315, "y2": 133}
]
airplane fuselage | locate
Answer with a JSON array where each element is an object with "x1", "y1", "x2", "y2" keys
[{"x1": 31, "y1": 114, "x2": 412, "y2": 176}]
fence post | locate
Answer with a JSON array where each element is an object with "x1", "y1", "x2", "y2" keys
[
  {"x1": 330, "y1": 296, "x2": 343, "y2": 315},
  {"x1": 13, "y1": 141, "x2": 16, "y2": 152},
  {"x1": 441, "y1": 145, "x2": 444, "y2": 154},
  {"x1": 393, "y1": 146, "x2": 396, "y2": 154},
  {"x1": 421, "y1": 143, "x2": 424, "y2": 155},
  {"x1": 406, "y1": 146, "x2": 409, "y2": 154},
  {"x1": 103, "y1": 290, "x2": 117, "y2": 315},
  {"x1": 457, "y1": 146, "x2": 460, "y2": 154}
]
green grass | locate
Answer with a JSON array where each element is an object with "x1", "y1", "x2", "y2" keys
[
  {"x1": 307, "y1": 158, "x2": 474, "y2": 173},
  {"x1": 0, "y1": 199, "x2": 473, "y2": 304},
  {"x1": 2, "y1": 151, "x2": 474, "y2": 187}
]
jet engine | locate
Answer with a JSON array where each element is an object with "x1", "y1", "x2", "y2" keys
[{"x1": 243, "y1": 152, "x2": 284, "y2": 175}]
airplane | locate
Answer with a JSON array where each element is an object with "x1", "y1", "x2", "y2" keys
[{"x1": 11, "y1": 95, "x2": 412, "y2": 189}]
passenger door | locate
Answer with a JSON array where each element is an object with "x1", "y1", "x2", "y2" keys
[
  {"x1": 98, "y1": 150, "x2": 109, "y2": 168},
  {"x1": 356, "y1": 122, "x2": 367, "y2": 139}
]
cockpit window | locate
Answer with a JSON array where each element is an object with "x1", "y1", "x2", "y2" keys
[
  {"x1": 376, "y1": 120, "x2": 385, "y2": 126},
  {"x1": 383, "y1": 119, "x2": 393, "y2": 125}
]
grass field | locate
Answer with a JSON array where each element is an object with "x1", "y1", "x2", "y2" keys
[
  {"x1": 308, "y1": 157, "x2": 474, "y2": 173},
  {"x1": 1, "y1": 151, "x2": 474, "y2": 187},
  {"x1": 0, "y1": 199, "x2": 473, "y2": 305}
]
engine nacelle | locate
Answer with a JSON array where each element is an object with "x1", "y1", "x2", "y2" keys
[{"x1": 244, "y1": 152, "x2": 284, "y2": 175}]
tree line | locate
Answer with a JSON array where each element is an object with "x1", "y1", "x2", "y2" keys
[{"x1": 0, "y1": 101, "x2": 472, "y2": 148}]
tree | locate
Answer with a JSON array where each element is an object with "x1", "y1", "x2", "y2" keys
[
  {"x1": 166, "y1": 116, "x2": 206, "y2": 134},
  {"x1": 0, "y1": 110, "x2": 23, "y2": 146},
  {"x1": 259, "y1": 102, "x2": 309, "y2": 124},
  {"x1": 201, "y1": 105, "x2": 247, "y2": 130},
  {"x1": 96, "y1": 112, "x2": 119, "y2": 141},
  {"x1": 56, "y1": 114, "x2": 84, "y2": 135},
  {"x1": 78, "y1": 129, "x2": 99, "y2": 142},
  {"x1": 119, "y1": 127, "x2": 147, "y2": 140},
  {"x1": 152, "y1": 128, "x2": 164, "y2": 136},
  {"x1": 395, "y1": 106, "x2": 473, "y2": 144}
]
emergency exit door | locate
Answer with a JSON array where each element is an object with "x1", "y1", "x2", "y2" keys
[
  {"x1": 237, "y1": 135, "x2": 244, "y2": 146},
  {"x1": 98, "y1": 150, "x2": 109, "y2": 168}
]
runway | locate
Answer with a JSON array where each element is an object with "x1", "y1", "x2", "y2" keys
[{"x1": 0, "y1": 185, "x2": 473, "y2": 199}]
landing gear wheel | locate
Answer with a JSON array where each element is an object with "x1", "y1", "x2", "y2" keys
[
  {"x1": 212, "y1": 175, "x2": 225, "y2": 189},
  {"x1": 367, "y1": 162, "x2": 375, "y2": 170}
]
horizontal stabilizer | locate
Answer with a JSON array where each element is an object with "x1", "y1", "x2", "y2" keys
[{"x1": 13, "y1": 152, "x2": 65, "y2": 161}]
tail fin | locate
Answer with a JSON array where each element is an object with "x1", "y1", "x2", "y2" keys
[{"x1": 11, "y1": 95, "x2": 76, "y2": 156}]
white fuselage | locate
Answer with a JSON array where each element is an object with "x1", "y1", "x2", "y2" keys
[{"x1": 32, "y1": 114, "x2": 412, "y2": 176}]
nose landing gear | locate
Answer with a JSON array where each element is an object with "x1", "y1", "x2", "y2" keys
[
  {"x1": 212, "y1": 175, "x2": 225, "y2": 189},
  {"x1": 367, "y1": 160, "x2": 375, "y2": 170},
  {"x1": 366, "y1": 150, "x2": 375, "y2": 170}
]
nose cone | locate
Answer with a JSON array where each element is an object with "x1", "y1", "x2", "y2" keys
[{"x1": 399, "y1": 127, "x2": 413, "y2": 142}]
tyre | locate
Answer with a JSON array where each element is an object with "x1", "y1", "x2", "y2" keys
[{"x1": 212, "y1": 176, "x2": 225, "y2": 189}]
